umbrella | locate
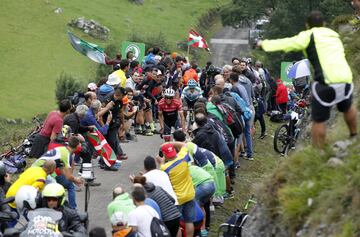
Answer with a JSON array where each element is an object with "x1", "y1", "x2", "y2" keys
[{"x1": 287, "y1": 59, "x2": 311, "y2": 79}]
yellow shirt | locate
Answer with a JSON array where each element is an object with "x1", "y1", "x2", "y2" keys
[
  {"x1": 160, "y1": 147, "x2": 195, "y2": 205},
  {"x1": 114, "y1": 69, "x2": 127, "y2": 88},
  {"x1": 6, "y1": 167, "x2": 47, "y2": 208}
]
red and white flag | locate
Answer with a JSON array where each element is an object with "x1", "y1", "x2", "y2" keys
[{"x1": 188, "y1": 29, "x2": 209, "y2": 50}]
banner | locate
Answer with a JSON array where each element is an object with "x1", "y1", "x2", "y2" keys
[
  {"x1": 67, "y1": 32, "x2": 106, "y2": 64},
  {"x1": 121, "y1": 41, "x2": 145, "y2": 63},
  {"x1": 280, "y1": 61, "x2": 293, "y2": 86}
]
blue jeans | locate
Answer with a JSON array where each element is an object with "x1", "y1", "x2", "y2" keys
[
  {"x1": 244, "y1": 118, "x2": 253, "y2": 158},
  {"x1": 195, "y1": 182, "x2": 215, "y2": 206},
  {"x1": 56, "y1": 175, "x2": 76, "y2": 209},
  {"x1": 177, "y1": 199, "x2": 196, "y2": 223}
]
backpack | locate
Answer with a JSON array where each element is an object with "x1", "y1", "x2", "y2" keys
[
  {"x1": 229, "y1": 92, "x2": 252, "y2": 121},
  {"x1": 270, "y1": 111, "x2": 283, "y2": 123},
  {"x1": 150, "y1": 216, "x2": 171, "y2": 237},
  {"x1": 3, "y1": 154, "x2": 27, "y2": 174},
  {"x1": 216, "y1": 103, "x2": 244, "y2": 137},
  {"x1": 221, "y1": 210, "x2": 248, "y2": 237}
]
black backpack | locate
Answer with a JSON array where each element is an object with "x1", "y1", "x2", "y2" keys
[
  {"x1": 221, "y1": 210, "x2": 248, "y2": 237},
  {"x1": 150, "y1": 216, "x2": 171, "y2": 237},
  {"x1": 216, "y1": 103, "x2": 244, "y2": 137}
]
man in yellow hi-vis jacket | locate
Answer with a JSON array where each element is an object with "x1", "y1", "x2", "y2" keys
[{"x1": 257, "y1": 11, "x2": 358, "y2": 147}]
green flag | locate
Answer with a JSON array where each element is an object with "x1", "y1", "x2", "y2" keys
[
  {"x1": 67, "y1": 32, "x2": 106, "y2": 64},
  {"x1": 121, "y1": 41, "x2": 145, "y2": 63},
  {"x1": 280, "y1": 61, "x2": 293, "y2": 86}
]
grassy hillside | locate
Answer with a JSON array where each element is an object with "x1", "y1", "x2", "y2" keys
[
  {"x1": 0, "y1": 0, "x2": 226, "y2": 119},
  {"x1": 243, "y1": 23, "x2": 360, "y2": 237}
]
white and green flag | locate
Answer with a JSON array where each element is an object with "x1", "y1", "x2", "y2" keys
[{"x1": 67, "y1": 32, "x2": 106, "y2": 64}]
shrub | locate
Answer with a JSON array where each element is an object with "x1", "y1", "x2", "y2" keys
[
  {"x1": 128, "y1": 31, "x2": 171, "y2": 52},
  {"x1": 55, "y1": 72, "x2": 85, "y2": 104}
]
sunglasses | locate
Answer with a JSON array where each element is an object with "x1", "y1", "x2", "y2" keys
[{"x1": 165, "y1": 97, "x2": 174, "y2": 100}]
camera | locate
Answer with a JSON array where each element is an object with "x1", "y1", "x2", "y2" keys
[{"x1": 81, "y1": 163, "x2": 95, "y2": 182}]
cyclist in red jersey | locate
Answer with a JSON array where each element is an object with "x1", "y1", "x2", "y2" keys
[{"x1": 158, "y1": 88, "x2": 185, "y2": 140}]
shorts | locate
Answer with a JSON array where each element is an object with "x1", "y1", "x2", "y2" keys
[
  {"x1": 181, "y1": 98, "x2": 196, "y2": 110},
  {"x1": 177, "y1": 199, "x2": 196, "y2": 223},
  {"x1": 164, "y1": 120, "x2": 178, "y2": 135},
  {"x1": 195, "y1": 182, "x2": 215, "y2": 206},
  {"x1": 311, "y1": 82, "x2": 353, "y2": 122}
]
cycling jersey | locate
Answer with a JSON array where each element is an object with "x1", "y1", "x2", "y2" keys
[
  {"x1": 32, "y1": 146, "x2": 73, "y2": 176},
  {"x1": 181, "y1": 86, "x2": 202, "y2": 102},
  {"x1": 158, "y1": 98, "x2": 182, "y2": 126}
]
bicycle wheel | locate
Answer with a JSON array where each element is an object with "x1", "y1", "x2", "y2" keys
[{"x1": 274, "y1": 124, "x2": 290, "y2": 154}]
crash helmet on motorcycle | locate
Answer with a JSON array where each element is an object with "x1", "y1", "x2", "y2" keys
[
  {"x1": 15, "y1": 185, "x2": 40, "y2": 211},
  {"x1": 42, "y1": 183, "x2": 66, "y2": 208},
  {"x1": 0, "y1": 161, "x2": 6, "y2": 177},
  {"x1": 164, "y1": 88, "x2": 175, "y2": 98},
  {"x1": 187, "y1": 79, "x2": 197, "y2": 89}
]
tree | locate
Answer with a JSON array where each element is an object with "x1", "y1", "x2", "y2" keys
[{"x1": 221, "y1": 0, "x2": 352, "y2": 76}]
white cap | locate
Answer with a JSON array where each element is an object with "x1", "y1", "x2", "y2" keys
[
  {"x1": 107, "y1": 73, "x2": 121, "y2": 86},
  {"x1": 87, "y1": 82, "x2": 97, "y2": 91},
  {"x1": 110, "y1": 211, "x2": 127, "y2": 226}
]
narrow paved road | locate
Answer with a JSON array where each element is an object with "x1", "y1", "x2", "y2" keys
[
  {"x1": 76, "y1": 135, "x2": 162, "y2": 234},
  {"x1": 210, "y1": 26, "x2": 249, "y2": 66},
  {"x1": 76, "y1": 25, "x2": 250, "y2": 235}
]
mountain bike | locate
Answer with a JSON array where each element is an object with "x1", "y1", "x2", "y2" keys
[{"x1": 273, "y1": 100, "x2": 309, "y2": 156}]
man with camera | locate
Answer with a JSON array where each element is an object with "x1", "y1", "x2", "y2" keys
[{"x1": 32, "y1": 136, "x2": 83, "y2": 209}]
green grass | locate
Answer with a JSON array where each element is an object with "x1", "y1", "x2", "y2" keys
[
  {"x1": 0, "y1": 0, "x2": 228, "y2": 119},
  {"x1": 209, "y1": 117, "x2": 281, "y2": 235}
]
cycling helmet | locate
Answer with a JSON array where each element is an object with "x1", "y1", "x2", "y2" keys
[
  {"x1": 187, "y1": 79, "x2": 197, "y2": 88},
  {"x1": 61, "y1": 125, "x2": 72, "y2": 138},
  {"x1": 15, "y1": 185, "x2": 40, "y2": 211},
  {"x1": 0, "y1": 161, "x2": 6, "y2": 177},
  {"x1": 164, "y1": 88, "x2": 175, "y2": 97},
  {"x1": 42, "y1": 183, "x2": 66, "y2": 207}
]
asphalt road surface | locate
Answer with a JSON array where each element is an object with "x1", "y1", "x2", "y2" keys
[
  {"x1": 210, "y1": 26, "x2": 249, "y2": 66},
  {"x1": 76, "y1": 134, "x2": 162, "y2": 234},
  {"x1": 76, "y1": 25, "x2": 249, "y2": 235}
]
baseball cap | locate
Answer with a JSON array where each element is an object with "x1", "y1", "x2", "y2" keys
[
  {"x1": 87, "y1": 82, "x2": 97, "y2": 91},
  {"x1": 161, "y1": 143, "x2": 177, "y2": 159},
  {"x1": 107, "y1": 73, "x2": 121, "y2": 86},
  {"x1": 111, "y1": 212, "x2": 126, "y2": 226}
]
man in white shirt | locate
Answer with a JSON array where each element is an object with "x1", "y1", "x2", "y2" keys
[
  {"x1": 141, "y1": 156, "x2": 178, "y2": 205},
  {"x1": 128, "y1": 185, "x2": 160, "y2": 237}
]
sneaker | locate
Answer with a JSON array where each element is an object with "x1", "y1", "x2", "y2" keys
[
  {"x1": 104, "y1": 166, "x2": 119, "y2": 171},
  {"x1": 134, "y1": 127, "x2": 143, "y2": 134},
  {"x1": 239, "y1": 152, "x2": 246, "y2": 158},
  {"x1": 117, "y1": 154, "x2": 128, "y2": 160},
  {"x1": 212, "y1": 196, "x2": 224, "y2": 206},
  {"x1": 235, "y1": 161, "x2": 241, "y2": 169},
  {"x1": 245, "y1": 156, "x2": 254, "y2": 161},
  {"x1": 223, "y1": 192, "x2": 234, "y2": 200},
  {"x1": 149, "y1": 122, "x2": 156, "y2": 132},
  {"x1": 259, "y1": 133, "x2": 267, "y2": 139},
  {"x1": 201, "y1": 229, "x2": 208, "y2": 237}
]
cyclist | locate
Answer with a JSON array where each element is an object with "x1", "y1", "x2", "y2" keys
[
  {"x1": 42, "y1": 183, "x2": 87, "y2": 235},
  {"x1": 181, "y1": 79, "x2": 202, "y2": 129},
  {"x1": 158, "y1": 88, "x2": 185, "y2": 141}
]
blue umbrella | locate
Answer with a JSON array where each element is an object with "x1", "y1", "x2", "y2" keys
[{"x1": 287, "y1": 59, "x2": 311, "y2": 79}]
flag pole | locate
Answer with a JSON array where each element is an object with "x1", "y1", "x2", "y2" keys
[{"x1": 186, "y1": 44, "x2": 190, "y2": 59}]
